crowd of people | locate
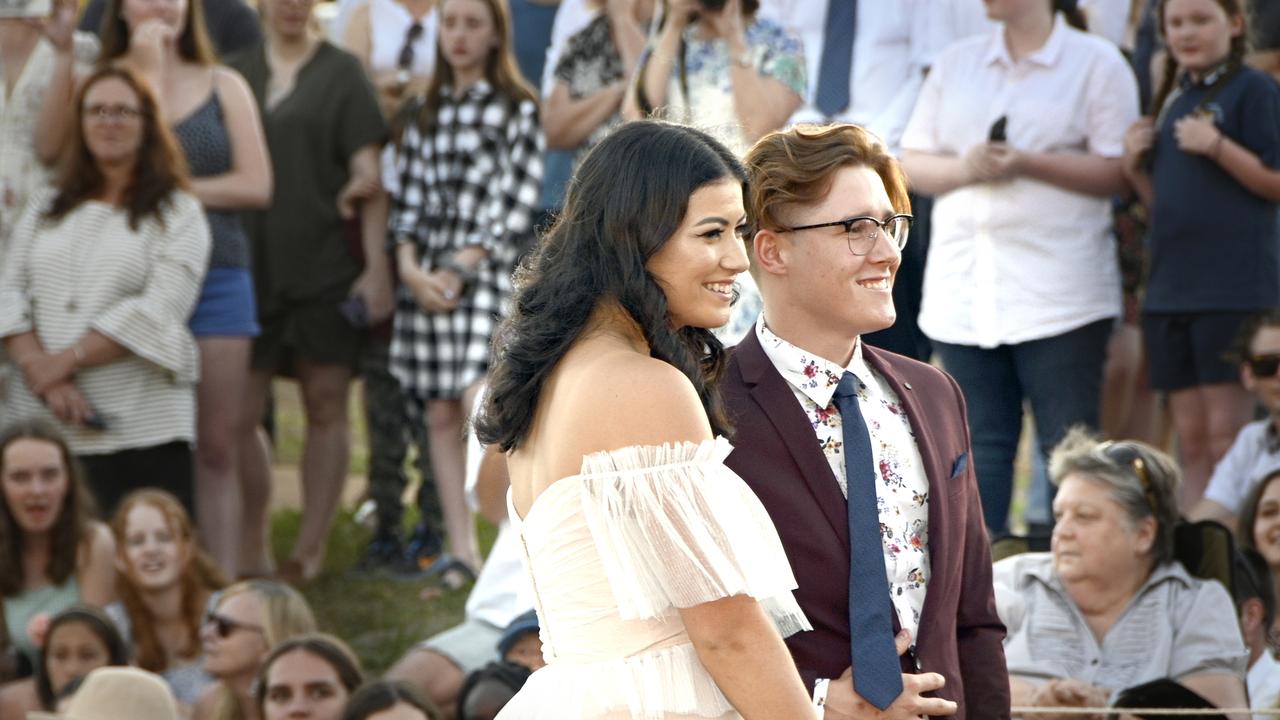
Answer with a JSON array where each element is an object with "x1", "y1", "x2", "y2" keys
[{"x1": 1, "y1": 0, "x2": 1280, "y2": 716}]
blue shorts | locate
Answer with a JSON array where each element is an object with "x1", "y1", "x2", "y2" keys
[{"x1": 189, "y1": 267, "x2": 260, "y2": 337}]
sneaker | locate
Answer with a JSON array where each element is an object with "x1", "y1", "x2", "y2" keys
[
  {"x1": 403, "y1": 521, "x2": 445, "y2": 573},
  {"x1": 355, "y1": 528, "x2": 405, "y2": 573}
]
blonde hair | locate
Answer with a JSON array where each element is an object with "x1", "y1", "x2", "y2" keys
[{"x1": 209, "y1": 580, "x2": 318, "y2": 720}]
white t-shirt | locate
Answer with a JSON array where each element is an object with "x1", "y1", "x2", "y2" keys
[
  {"x1": 901, "y1": 14, "x2": 1138, "y2": 347},
  {"x1": 1204, "y1": 419, "x2": 1280, "y2": 515},
  {"x1": 1250, "y1": 648, "x2": 1280, "y2": 720}
]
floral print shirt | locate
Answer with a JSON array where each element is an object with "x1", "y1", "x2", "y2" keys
[
  {"x1": 648, "y1": 17, "x2": 806, "y2": 156},
  {"x1": 553, "y1": 13, "x2": 625, "y2": 167},
  {"x1": 756, "y1": 319, "x2": 931, "y2": 638}
]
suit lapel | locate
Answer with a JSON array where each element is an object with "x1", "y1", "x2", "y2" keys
[{"x1": 736, "y1": 332, "x2": 850, "y2": 547}]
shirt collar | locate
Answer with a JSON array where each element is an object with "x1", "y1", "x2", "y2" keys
[
  {"x1": 984, "y1": 12, "x2": 1070, "y2": 68},
  {"x1": 1180, "y1": 60, "x2": 1235, "y2": 89},
  {"x1": 1028, "y1": 554, "x2": 1194, "y2": 595},
  {"x1": 440, "y1": 79, "x2": 493, "y2": 99},
  {"x1": 755, "y1": 316, "x2": 864, "y2": 409}
]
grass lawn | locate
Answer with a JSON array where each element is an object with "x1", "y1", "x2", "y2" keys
[{"x1": 266, "y1": 379, "x2": 495, "y2": 676}]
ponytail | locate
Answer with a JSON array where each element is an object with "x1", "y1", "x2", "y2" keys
[{"x1": 1054, "y1": 0, "x2": 1088, "y2": 30}]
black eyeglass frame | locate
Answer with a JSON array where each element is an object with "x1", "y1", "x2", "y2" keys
[{"x1": 775, "y1": 213, "x2": 914, "y2": 256}]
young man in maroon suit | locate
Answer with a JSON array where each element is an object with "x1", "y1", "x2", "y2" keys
[{"x1": 725, "y1": 123, "x2": 1009, "y2": 719}]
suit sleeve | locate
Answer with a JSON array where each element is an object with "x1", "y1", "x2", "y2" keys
[{"x1": 946, "y1": 371, "x2": 1012, "y2": 719}]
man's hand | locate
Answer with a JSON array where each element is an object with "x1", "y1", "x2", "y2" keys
[
  {"x1": 823, "y1": 631, "x2": 958, "y2": 719},
  {"x1": 350, "y1": 269, "x2": 394, "y2": 325},
  {"x1": 964, "y1": 142, "x2": 1021, "y2": 183},
  {"x1": 337, "y1": 174, "x2": 382, "y2": 219}
]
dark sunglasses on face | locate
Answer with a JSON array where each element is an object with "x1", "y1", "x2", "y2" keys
[
  {"x1": 1248, "y1": 354, "x2": 1280, "y2": 378},
  {"x1": 204, "y1": 612, "x2": 264, "y2": 639}
]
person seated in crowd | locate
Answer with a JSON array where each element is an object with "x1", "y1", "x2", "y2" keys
[
  {"x1": 1194, "y1": 311, "x2": 1280, "y2": 534},
  {"x1": 994, "y1": 428, "x2": 1248, "y2": 714},
  {"x1": 50, "y1": 666, "x2": 182, "y2": 720},
  {"x1": 1241, "y1": 470, "x2": 1280, "y2": 623},
  {"x1": 193, "y1": 580, "x2": 317, "y2": 720},
  {"x1": 0, "y1": 420, "x2": 114, "y2": 669},
  {"x1": 451, "y1": 611, "x2": 541, "y2": 720},
  {"x1": 1234, "y1": 548, "x2": 1280, "y2": 717},
  {"x1": 1, "y1": 65, "x2": 213, "y2": 517},
  {"x1": 493, "y1": 611, "x2": 542, "y2": 673},
  {"x1": 385, "y1": 401, "x2": 532, "y2": 720},
  {"x1": 342, "y1": 680, "x2": 442, "y2": 720},
  {"x1": 257, "y1": 635, "x2": 364, "y2": 720},
  {"x1": 0, "y1": 605, "x2": 127, "y2": 720},
  {"x1": 106, "y1": 489, "x2": 229, "y2": 709}
]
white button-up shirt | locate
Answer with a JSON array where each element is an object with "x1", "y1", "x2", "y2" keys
[
  {"x1": 760, "y1": 0, "x2": 928, "y2": 150},
  {"x1": 756, "y1": 318, "x2": 930, "y2": 637},
  {"x1": 901, "y1": 15, "x2": 1138, "y2": 347}
]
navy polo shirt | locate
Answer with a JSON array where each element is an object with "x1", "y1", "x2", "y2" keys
[{"x1": 1144, "y1": 66, "x2": 1280, "y2": 313}]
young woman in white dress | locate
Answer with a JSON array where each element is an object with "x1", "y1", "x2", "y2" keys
[{"x1": 475, "y1": 120, "x2": 817, "y2": 719}]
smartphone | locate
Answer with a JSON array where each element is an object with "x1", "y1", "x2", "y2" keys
[
  {"x1": 82, "y1": 413, "x2": 109, "y2": 431},
  {"x1": 988, "y1": 115, "x2": 1008, "y2": 143},
  {"x1": 0, "y1": 0, "x2": 51, "y2": 18},
  {"x1": 339, "y1": 296, "x2": 371, "y2": 329}
]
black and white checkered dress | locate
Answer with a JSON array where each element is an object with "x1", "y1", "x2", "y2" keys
[{"x1": 387, "y1": 82, "x2": 543, "y2": 403}]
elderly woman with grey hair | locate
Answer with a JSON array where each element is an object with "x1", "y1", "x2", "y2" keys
[{"x1": 994, "y1": 427, "x2": 1248, "y2": 718}]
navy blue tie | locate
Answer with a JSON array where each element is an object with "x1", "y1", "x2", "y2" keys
[
  {"x1": 833, "y1": 372, "x2": 903, "y2": 710},
  {"x1": 815, "y1": 0, "x2": 856, "y2": 118}
]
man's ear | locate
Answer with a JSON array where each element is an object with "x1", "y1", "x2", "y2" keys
[{"x1": 752, "y1": 228, "x2": 789, "y2": 277}]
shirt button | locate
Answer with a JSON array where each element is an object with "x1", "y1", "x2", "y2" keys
[
  {"x1": 1090, "y1": 658, "x2": 1099, "y2": 665},
  {"x1": 66, "y1": 300, "x2": 77, "y2": 312}
]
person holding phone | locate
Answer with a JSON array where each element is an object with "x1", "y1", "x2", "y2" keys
[
  {"x1": 900, "y1": 0, "x2": 1139, "y2": 537},
  {"x1": 229, "y1": 0, "x2": 390, "y2": 586},
  {"x1": 0, "y1": 67, "x2": 210, "y2": 515}
]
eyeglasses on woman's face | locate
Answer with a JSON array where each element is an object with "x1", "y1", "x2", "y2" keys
[
  {"x1": 83, "y1": 103, "x2": 143, "y2": 122},
  {"x1": 775, "y1": 213, "x2": 913, "y2": 256}
]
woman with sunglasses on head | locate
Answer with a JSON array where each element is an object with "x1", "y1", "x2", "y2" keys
[
  {"x1": 227, "y1": 0, "x2": 390, "y2": 586},
  {"x1": 900, "y1": 0, "x2": 1140, "y2": 540},
  {"x1": 340, "y1": 0, "x2": 436, "y2": 120},
  {"x1": 193, "y1": 579, "x2": 317, "y2": 720},
  {"x1": 1, "y1": 65, "x2": 211, "y2": 519},
  {"x1": 105, "y1": 490, "x2": 229, "y2": 711},
  {"x1": 994, "y1": 427, "x2": 1249, "y2": 716},
  {"x1": 0, "y1": 606, "x2": 128, "y2": 720}
]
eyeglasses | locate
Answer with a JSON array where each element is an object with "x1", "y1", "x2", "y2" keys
[
  {"x1": 1248, "y1": 354, "x2": 1280, "y2": 378},
  {"x1": 775, "y1": 214, "x2": 913, "y2": 256},
  {"x1": 1100, "y1": 441, "x2": 1159, "y2": 513},
  {"x1": 84, "y1": 103, "x2": 143, "y2": 122},
  {"x1": 204, "y1": 612, "x2": 264, "y2": 639}
]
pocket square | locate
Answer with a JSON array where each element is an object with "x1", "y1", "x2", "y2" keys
[{"x1": 951, "y1": 452, "x2": 969, "y2": 478}]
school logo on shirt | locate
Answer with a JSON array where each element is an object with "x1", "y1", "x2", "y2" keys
[{"x1": 1196, "y1": 103, "x2": 1226, "y2": 126}]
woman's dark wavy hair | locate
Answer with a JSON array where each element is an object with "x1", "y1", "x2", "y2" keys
[
  {"x1": 474, "y1": 121, "x2": 746, "y2": 452},
  {"x1": 45, "y1": 66, "x2": 189, "y2": 231},
  {"x1": 0, "y1": 418, "x2": 97, "y2": 597},
  {"x1": 35, "y1": 606, "x2": 129, "y2": 710}
]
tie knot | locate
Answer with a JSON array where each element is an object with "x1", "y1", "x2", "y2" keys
[{"x1": 834, "y1": 371, "x2": 860, "y2": 401}]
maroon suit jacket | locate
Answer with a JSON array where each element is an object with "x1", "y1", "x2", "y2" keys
[{"x1": 723, "y1": 331, "x2": 1010, "y2": 720}]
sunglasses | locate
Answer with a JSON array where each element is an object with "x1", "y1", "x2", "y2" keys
[
  {"x1": 204, "y1": 612, "x2": 264, "y2": 639},
  {"x1": 1248, "y1": 354, "x2": 1280, "y2": 378},
  {"x1": 1100, "y1": 441, "x2": 1159, "y2": 513}
]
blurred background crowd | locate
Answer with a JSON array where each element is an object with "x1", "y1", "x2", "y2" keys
[{"x1": 1, "y1": 0, "x2": 1280, "y2": 716}]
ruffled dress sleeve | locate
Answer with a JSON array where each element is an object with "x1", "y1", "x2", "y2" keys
[{"x1": 578, "y1": 436, "x2": 811, "y2": 638}]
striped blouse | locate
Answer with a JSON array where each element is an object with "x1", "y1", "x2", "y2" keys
[{"x1": 0, "y1": 190, "x2": 211, "y2": 454}]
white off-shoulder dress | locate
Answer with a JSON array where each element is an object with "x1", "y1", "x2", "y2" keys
[{"x1": 498, "y1": 437, "x2": 811, "y2": 719}]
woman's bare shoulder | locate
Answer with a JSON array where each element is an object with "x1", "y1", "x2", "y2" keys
[{"x1": 552, "y1": 349, "x2": 712, "y2": 452}]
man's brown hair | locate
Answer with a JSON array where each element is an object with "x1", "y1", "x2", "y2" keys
[{"x1": 744, "y1": 123, "x2": 911, "y2": 233}]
